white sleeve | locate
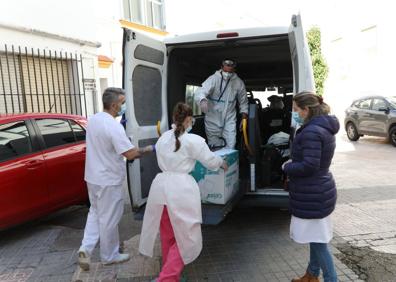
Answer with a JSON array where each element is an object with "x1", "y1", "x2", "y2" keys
[
  {"x1": 111, "y1": 124, "x2": 135, "y2": 155},
  {"x1": 190, "y1": 136, "x2": 223, "y2": 171},
  {"x1": 194, "y1": 75, "x2": 216, "y2": 104},
  {"x1": 237, "y1": 81, "x2": 249, "y2": 114}
]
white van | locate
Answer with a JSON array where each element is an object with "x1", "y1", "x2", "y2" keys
[{"x1": 122, "y1": 14, "x2": 315, "y2": 224}]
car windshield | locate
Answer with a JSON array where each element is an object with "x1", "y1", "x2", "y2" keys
[{"x1": 386, "y1": 96, "x2": 396, "y2": 108}]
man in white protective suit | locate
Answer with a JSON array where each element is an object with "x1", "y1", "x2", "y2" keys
[
  {"x1": 194, "y1": 59, "x2": 249, "y2": 149},
  {"x1": 77, "y1": 87, "x2": 153, "y2": 270}
]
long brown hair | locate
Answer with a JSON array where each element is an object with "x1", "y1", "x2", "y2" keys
[
  {"x1": 293, "y1": 91, "x2": 330, "y2": 123},
  {"x1": 172, "y1": 102, "x2": 193, "y2": 152}
]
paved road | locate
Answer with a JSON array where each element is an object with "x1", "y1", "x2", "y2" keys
[{"x1": 0, "y1": 133, "x2": 394, "y2": 282}]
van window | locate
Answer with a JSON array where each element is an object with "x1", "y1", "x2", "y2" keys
[
  {"x1": 36, "y1": 119, "x2": 75, "y2": 148},
  {"x1": 134, "y1": 44, "x2": 164, "y2": 65},
  {"x1": 0, "y1": 121, "x2": 32, "y2": 162},
  {"x1": 185, "y1": 84, "x2": 202, "y2": 116},
  {"x1": 132, "y1": 65, "x2": 162, "y2": 125}
]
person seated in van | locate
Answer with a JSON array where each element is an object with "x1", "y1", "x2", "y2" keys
[
  {"x1": 139, "y1": 103, "x2": 228, "y2": 282},
  {"x1": 194, "y1": 59, "x2": 249, "y2": 149},
  {"x1": 265, "y1": 94, "x2": 285, "y2": 110}
]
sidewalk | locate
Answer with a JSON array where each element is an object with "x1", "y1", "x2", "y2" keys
[
  {"x1": 72, "y1": 235, "x2": 160, "y2": 282},
  {"x1": 71, "y1": 208, "x2": 362, "y2": 282}
]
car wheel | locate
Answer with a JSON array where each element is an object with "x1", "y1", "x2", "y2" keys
[
  {"x1": 390, "y1": 126, "x2": 396, "y2": 147},
  {"x1": 346, "y1": 122, "x2": 360, "y2": 141}
]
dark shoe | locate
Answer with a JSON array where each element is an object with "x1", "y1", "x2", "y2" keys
[{"x1": 291, "y1": 271, "x2": 319, "y2": 282}]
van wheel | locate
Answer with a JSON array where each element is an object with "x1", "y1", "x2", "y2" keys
[
  {"x1": 346, "y1": 122, "x2": 360, "y2": 141},
  {"x1": 390, "y1": 126, "x2": 396, "y2": 147}
]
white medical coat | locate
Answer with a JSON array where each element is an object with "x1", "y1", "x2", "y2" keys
[{"x1": 139, "y1": 129, "x2": 223, "y2": 264}]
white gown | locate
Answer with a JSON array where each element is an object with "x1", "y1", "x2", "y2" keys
[
  {"x1": 139, "y1": 129, "x2": 223, "y2": 264},
  {"x1": 290, "y1": 215, "x2": 333, "y2": 244}
]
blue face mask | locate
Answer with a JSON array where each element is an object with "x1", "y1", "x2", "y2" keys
[
  {"x1": 117, "y1": 103, "x2": 126, "y2": 117},
  {"x1": 292, "y1": 111, "x2": 304, "y2": 125}
]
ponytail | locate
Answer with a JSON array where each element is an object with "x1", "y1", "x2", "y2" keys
[{"x1": 172, "y1": 102, "x2": 193, "y2": 152}]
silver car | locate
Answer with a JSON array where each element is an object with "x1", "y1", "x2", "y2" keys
[{"x1": 344, "y1": 95, "x2": 396, "y2": 146}]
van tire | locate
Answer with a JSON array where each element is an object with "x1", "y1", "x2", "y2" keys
[
  {"x1": 346, "y1": 122, "x2": 360, "y2": 141},
  {"x1": 389, "y1": 126, "x2": 396, "y2": 147}
]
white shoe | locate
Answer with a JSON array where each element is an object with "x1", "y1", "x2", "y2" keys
[
  {"x1": 78, "y1": 247, "x2": 90, "y2": 271},
  {"x1": 102, "y1": 253, "x2": 130, "y2": 265}
]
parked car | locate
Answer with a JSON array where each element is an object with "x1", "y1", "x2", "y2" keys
[
  {"x1": 344, "y1": 95, "x2": 396, "y2": 146},
  {"x1": 0, "y1": 113, "x2": 88, "y2": 229}
]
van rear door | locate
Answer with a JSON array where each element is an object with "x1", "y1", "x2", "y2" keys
[
  {"x1": 122, "y1": 28, "x2": 168, "y2": 210},
  {"x1": 288, "y1": 14, "x2": 315, "y2": 92}
]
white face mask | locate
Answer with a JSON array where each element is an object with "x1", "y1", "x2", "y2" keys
[
  {"x1": 186, "y1": 125, "x2": 192, "y2": 133},
  {"x1": 222, "y1": 71, "x2": 232, "y2": 79}
]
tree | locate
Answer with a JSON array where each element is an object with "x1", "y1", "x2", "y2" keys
[{"x1": 307, "y1": 27, "x2": 328, "y2": 96}]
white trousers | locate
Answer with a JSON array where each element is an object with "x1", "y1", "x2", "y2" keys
[{"x1": 80, "y1": 182, "x2": 124, "y2": 262}]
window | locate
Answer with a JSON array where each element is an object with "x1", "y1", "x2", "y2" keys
[
  {"x1": 371, "y1": 99, "x2": 387, "y2": 111},
  {"x1": 386, "y1": 96, "x2": 396, "y2": 109},
  {"x1": 70, "y1": 120, "x2": 85, "y2": 142},
  {"x1": 36, "y1": 119, "x2": 75, "y2": 148},
  {"x1": 123, "y1": 0, "x2": 143, "y2": 24},
  {"x1": 132, "y1": 65, "x2": 162, "y2": 125},
  {"x1": 0, "y1": 121, "x2": 32, "y2": 162},
  {"x1": 185, "y1": 85, "x2": 202, "y2": 116},
  {"x1": 357, "y1": 99, "x2": 371, "y2": 110},
  {"x1": 1, "y1": 46, "x2": 86, "y2": 116},
  {"x1": 123, "y1": 0, "x2": 165, "y2": 30}
]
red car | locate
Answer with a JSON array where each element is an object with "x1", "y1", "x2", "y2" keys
[{"x1": 0, "y1": 113, "x2": 88, "y2": 229}]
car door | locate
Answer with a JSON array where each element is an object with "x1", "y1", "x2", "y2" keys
[
  {"x1": 33, "y1": 118, "x2": 87, "y2": 207},
  {"x1": 288, "y1": 14, "x2": 315, "y2": 93},
  {"x1": 369, "y1": 98, "x2": 389, "y2": 136},
  {"x1": 355, "y1": 98, "x2": 373, "y2": 133},
  {"x1": 122, "y1": 28, "x2": 167, "y2": 210},
  {"x1": 0, "y1": 119, "x2": 47, "y2": 229}
]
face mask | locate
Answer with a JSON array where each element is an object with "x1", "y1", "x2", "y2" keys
[
  {"x1": 117, "y1": 103, "x2": 126, "y2": 117},
  {"x1": 186, "y1": 126, "x2": 192, "y2": 133},
  {"x1": 222, "y1": 71, "x2": 232, "y2": 79},
  {"x1": 292, "y1": 111, "x2": 304, "y2": 125}
]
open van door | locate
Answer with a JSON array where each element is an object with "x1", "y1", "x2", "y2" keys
[
  {"x1": 288, "y1": 14, "x2": 315, "y2": 93},
  {"x1": 122, "y1": 28, "x2": 168, "y2": 211}
]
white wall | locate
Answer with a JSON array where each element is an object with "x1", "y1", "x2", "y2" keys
[
  {"x1": 1, "y1": 0, "x2": 97, "y2": 43},
  {"x1": 94, "y1": 0, "x2": 125, "y2": 90},
  {"x1": 321, "y1": 1, "x2": 394, "y2": 120},
  {"x1": 0, "y1": 0, "x2": 101, "y2": 116}
]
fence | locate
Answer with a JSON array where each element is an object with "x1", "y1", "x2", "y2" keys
[{"x1": 0, "y1": 44, "x2": 88, "y2": 116}]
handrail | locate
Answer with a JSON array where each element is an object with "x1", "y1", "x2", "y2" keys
[
  {"x1": 242, "y1": 118, "x2": 253, "y2": 155},
  {"x1": 157, "y1": 120, "x2": 161, "y2": 137}
]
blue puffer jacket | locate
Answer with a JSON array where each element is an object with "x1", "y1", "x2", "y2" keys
[{"x1": 284, "y1": 115, "x2": 340, "y2": 219}]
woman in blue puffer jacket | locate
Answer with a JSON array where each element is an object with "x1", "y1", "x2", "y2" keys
[{"x1": 282, "y1": 91, "x2": 340, "y2": 282}]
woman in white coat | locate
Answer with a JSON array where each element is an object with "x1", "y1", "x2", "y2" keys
[{"x1": 139, "y1": 103, "x2": 228, "y2": 282}]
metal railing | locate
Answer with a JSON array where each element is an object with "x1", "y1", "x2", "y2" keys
[{"x1": 0, "y1": 44, "x2": 88, "y2": 117}]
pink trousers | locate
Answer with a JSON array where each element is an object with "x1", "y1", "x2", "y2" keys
[{"x1": 158, "y1": 206, "x2": 184, "y2": 282}]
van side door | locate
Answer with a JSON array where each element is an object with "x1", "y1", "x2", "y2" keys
[
  {"x1": 288, "y1": 14, "x2": 315, "y2": 93},
  {"x1": 122, "y1": 28, "x2": 168, "y2": 210}
]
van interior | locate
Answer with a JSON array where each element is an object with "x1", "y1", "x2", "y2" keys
[{"x1": 166, "y1": 34, "x2": 294, "y2": 194}]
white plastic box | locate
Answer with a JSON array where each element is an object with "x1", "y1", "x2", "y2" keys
[{"x1": 191, "y1": 148, "x2": 239, "y2": 205}]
